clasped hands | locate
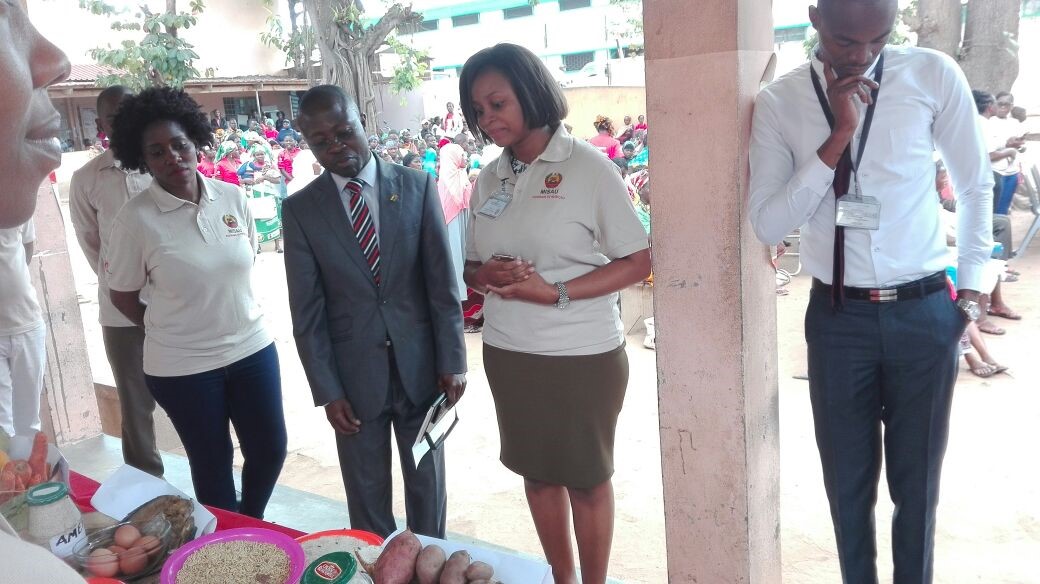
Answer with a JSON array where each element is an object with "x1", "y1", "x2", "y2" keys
[{"x1": 474, "y1": 257, "x2": 558, "y2": 305}]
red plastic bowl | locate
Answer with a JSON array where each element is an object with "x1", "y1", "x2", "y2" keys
[{"x1": 296, "y1": 528, "x2": 384, "y2": 547}]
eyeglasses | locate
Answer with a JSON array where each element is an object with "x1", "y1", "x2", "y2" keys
[
  {"x1": 997, "y1": 101, "x2": 1013, "y2": 107},
  {"x1": 309, "y1": 130, "x2": 356, "y2": 152}
]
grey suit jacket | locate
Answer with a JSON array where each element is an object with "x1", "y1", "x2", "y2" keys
[{"x1": 283, "y1": 158, "x2": 466, "y2": 421}]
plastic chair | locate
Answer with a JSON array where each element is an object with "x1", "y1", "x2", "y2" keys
[{"x1": 1012, "y1": 165, "x2": 1040, "y2": 258}]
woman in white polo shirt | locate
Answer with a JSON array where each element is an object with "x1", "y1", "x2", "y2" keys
[
  {"x1": 459, "y1": 44, "x2": 651, "y2": 584},
  {"x1": 104, "y1": 87, "x2": 287, "y2": 519}
]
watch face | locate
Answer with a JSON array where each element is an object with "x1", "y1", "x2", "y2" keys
[{"x1": 959, "y1": 299, "x2": 980, "y2": 321}]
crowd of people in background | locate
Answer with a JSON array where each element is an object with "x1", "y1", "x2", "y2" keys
[{"x1": 934, "y1": 88, "x2": 1032, "y2": 379}]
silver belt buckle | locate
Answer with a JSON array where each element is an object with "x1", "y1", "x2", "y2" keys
[{"x1": 869, "y1": 288, "x2": 898, "y2": 303}]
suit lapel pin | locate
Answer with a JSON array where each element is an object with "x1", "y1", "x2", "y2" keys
[{"x1": 390, "y1": 193, "x2": 400, "y2": 203}]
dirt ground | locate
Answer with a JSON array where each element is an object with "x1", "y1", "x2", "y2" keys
[{"x1": 60, "y1": 177, "x2": 1039, "y2": 583}]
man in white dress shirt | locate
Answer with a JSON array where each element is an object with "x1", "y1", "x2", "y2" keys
[{"x1": 749, "y1": 1, "x2": 992, "y2": 583}]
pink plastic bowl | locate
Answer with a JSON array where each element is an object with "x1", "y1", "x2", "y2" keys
[{"x1": 160, "y1": 527, "x2": 306, "y2": 584}]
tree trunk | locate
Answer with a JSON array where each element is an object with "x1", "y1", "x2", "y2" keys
[
  {"x1": 960, "y1": 0, "x2": 1022, "y2": 93},
  {"x1": 304, "y1": 0, "x2": 417, "y2": 131},
  {"x1": 305, "y1": 0, "x2": 379, "y2": 126},
  {"x1": 908, "y1": 0, "x2": 962, "y2": 59}
]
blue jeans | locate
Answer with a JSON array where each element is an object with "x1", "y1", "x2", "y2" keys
[
  {"x1": 145, "y1": 343, "x2": 287, "y2": 518},
  {"x1": 805, "y1": 281, "x2": 964, "y2": 584},
  {"x1": 994, "y1": 173, "x2": 1018, "y2": 216}
]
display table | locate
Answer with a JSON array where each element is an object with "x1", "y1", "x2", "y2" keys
[{"x1": 67, "y1": 471, "x2": 305, "y2": 538}]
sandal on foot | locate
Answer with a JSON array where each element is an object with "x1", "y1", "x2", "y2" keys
[
  {"x1": 1003, "y1": 273, "x2": 1020, "y2": 283},
  {"x1": 985, "y1": 362, "x2": 1009, "y2": 375},
  {"x1": 978, "y1": 321, "x2": 1006, "y2": 335},
  {"x1": 987, "y1": 307, "x2": 1022, "y2": 320},
  {"x1": 970, "y1": 363, "x2": 999, "y2": 378}
]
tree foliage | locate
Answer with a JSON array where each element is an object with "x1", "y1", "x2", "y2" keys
[
  {"x1": 259, "y1": 2, "x2": 317, "y2": 82},
  {"x1": 386, "y1": 37, "x2": 429, "y2": 97},
  {"x1": 79, "y1": 0, "x2": 205, "y2": 90}
]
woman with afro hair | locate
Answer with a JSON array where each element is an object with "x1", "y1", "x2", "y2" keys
[{"x1": 104, "y1": 87, "x2": 287, "y2": 518}]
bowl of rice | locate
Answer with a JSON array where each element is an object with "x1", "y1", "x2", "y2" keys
[{"x1": 160, "y1": 527, "x2": 306, "y2": 584}]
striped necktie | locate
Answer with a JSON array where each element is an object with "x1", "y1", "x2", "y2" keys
[{"x1": 345, "y1": 179, "x2": 381, "y2": 284}]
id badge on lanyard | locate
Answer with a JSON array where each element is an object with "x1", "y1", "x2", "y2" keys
[
  {"x1": 836, "y1": 181, "x2": 881, "y2": 230},
  {"x1": 478, "y1": 179, "x2": 514, "y2": 219},
  {"x1": 810, "y1": 52, "x2": 885, "y2": 231}
]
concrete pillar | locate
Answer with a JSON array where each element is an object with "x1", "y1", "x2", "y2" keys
[
  {"x1": 29, "y1": 181, "x2": 102, "y2": 445},
  {"x1": 644, "y1": 1, "x2": 781, "y2": 582}
]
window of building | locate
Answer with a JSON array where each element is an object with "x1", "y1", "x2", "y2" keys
[
  {"x1": 774, "y1": 25, "x2": 809, "y2": 44},
  {"x1": 559, "y1": 0, "x2": 591, "y2": 10},
  {"x1": 419, "y1": 19, "x2": 439, "y2": 32},
  {"x1": 562, "y1": 51, "x2": 595, "y2": 72},
  {"x1": 222, "y1": 97, "x2": 256, "y2": 121},
  {"x1": 452, "y1": 13, "x2": 479, "y2": 27},
  {"x1": 503, "y1": 5, "x2": 534, "y2": 19}
]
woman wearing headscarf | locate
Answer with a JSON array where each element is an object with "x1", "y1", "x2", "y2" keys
[
  {"x1": 214, "y1": 141, "x2": 242, "y2": 186},
  {"x1": 437, "y1": 140, "x2": 472, "y2": 304},
  {"x1": 238, "y1": 143, "x2": 284, "y2": 252},
  {"x1": 588, "y1": 115, "x2": 621, "y2": 159},
  {"x1": 276, "y1": 119, "x2": 300, "y2": 143}
]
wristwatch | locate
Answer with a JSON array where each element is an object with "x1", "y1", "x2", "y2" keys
[
  {"x1": 956, "y1": 297, "x2": 981, "y2": 321},
  {"x1": 553, "y1": 281, "x2": 570, "y2": 310}
]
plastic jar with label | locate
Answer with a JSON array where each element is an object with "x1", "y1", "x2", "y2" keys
[{"x1": 26, "y1": 482, "x2": 86, "y2": 560}]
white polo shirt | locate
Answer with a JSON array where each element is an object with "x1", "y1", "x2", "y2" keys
[
  {"x1": 105, "y1": 175, "x2": 271, "y2": 377},
  {"x1": 69, "y1": 149, "x2": 153, "y2": 327},
  {"x1": 0, "y1": 220, "x2": 43, "y2": 337},
  {"x1": 467, "y1": 124, "x2": 649, "y2": 356}
]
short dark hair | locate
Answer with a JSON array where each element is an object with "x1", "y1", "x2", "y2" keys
[
  {"x1": 402, "y1": 152, "x2": 419, "y2": 168},
  {"x1": 972, "y1": 89, "x2": 995, "y2": 115},
  {"x1": 96, "y1": 85, "x2": 132, "y2": 110},
  {"x1": 110, "y1": 87, "x2": 212, "y2": 172},
  {"x1": 298, "y1": 85, "x2": 359, "y2": 120},
  {"x1": 458, "y1": 43, "x2": 568, "y2": 144}
]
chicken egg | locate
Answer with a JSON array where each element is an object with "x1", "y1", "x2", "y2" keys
[
  {"x1": 85, "y1": 548, "x2": 119, "y2": 578},
  {"x1": 113, "y1": 524, "x2": 141, "y2": 548},
  {"x1": 118, "y1": 546, "x2": 149, "y2": 576}
]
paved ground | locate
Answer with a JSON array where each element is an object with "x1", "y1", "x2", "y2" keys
[{"x1": 56, "y1": 167, "x2": 1040, "y2": 582}]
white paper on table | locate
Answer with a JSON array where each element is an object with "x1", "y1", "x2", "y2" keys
[
  {"x1": 385, "y1": 529, "x2": 553, "y2": 584},
  {"x1": 90, "y1": 465, "x2": 217, "y2": 538}
]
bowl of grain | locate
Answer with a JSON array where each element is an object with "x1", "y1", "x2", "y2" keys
[{"x1": 160, "y1": 527, "x2": 306, "y2": 584}]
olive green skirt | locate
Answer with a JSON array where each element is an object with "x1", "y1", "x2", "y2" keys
[{"x1": 482, "y1": 343, "x2": 629, "y2": 489}]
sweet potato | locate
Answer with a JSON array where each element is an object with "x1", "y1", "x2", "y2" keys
[
  {"x1": 372, "y1": 529, "x2": 422, "y2": 584},
  {"x1": 438, "y1": 550, "x2": 470, "y2": 584},
  {"x1": 415, "y1": 544, "x2": 447, "y2": 584},
  {"x1": 27, "y1": 432, "x2": 47, "y2": 479},
  {"x1": 464, "y1": 561, "x2": 493, "y2": 581}
]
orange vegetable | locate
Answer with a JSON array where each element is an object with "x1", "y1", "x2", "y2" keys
[
  {"x1": 27, "y1": 432, "x2": 47, "y2": 479},
  {"x1": 10, "y1": 460, "x2": 32, "y2": 486}
]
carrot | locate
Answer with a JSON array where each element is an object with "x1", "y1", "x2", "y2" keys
[{"x1": 27, "y1": 432, "x2": 47, "y2": 479}]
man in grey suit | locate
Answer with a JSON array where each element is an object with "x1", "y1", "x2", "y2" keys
[{"x1": 283, "y1": 86, "x2": 466, "y2": 538}]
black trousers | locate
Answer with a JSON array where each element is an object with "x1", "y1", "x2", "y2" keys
[{"x1": 805, "y1": 281, "x2": 964, "y2": 584}]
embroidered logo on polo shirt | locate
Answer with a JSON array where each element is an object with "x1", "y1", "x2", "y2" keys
[
  {"x1": 536, "y1": 172, "x2": 565, "y2": 199},
  {"x1": 223, "y1": 214, "x2": 239, "y2": 228}
]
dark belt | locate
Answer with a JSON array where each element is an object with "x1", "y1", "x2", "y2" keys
[{"x1": 811, "y1": 271, "x2": 948, "y2": 303}]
